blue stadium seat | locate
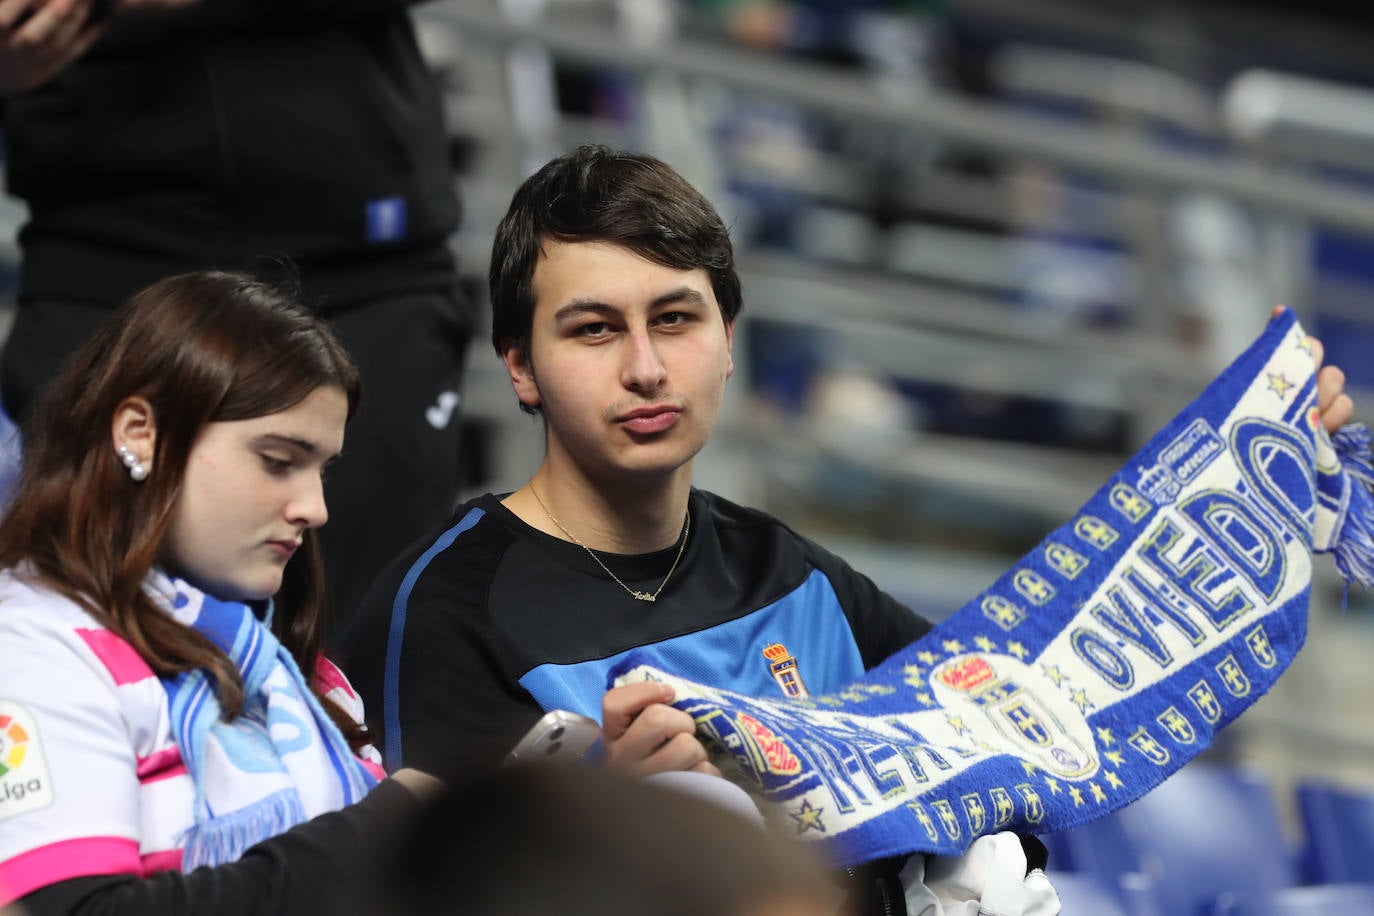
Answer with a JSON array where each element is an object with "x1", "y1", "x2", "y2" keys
[
  {"x1": 1049, "y1": 762, "x2": 1297, "y2": 916},
  {"x1": 1211, "y1": 883, "x2": 1374, "y2": 915},
  {"x1": 1295, "y1": 778, "x2": 1374, "y2": 885},
  {"x1": 1047, "y1": 871, "x2": 1129, "y2": 916},
  {"x1": 1039, "y1": 829, "x2": 1077, "y2": 872}
]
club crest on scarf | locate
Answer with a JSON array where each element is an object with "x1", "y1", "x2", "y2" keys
[{"x1": 611, "y1": 311, "x2": 1374, "y2": 865}]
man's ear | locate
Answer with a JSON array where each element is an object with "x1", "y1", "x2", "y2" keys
[
  {"x1": 724, "y1": 319, "x2": 736, "y2": 380},
  {"x1": 500, "y1": 339, "x2": 541, "y2": 410},
  {"x1": 111, "y1": 396, "x2": 158, "y2": 473}
]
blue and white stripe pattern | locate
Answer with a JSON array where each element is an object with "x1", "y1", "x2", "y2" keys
[
  {"x1": 612, "y1": 310, "x2": 1374, "y2": 865},
  {"x1": 155, "y1": 575, "x2": 377, "y2": 869}
]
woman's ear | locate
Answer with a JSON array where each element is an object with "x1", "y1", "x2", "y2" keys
[
  {"x1": 500, "y1": 339, "x2": 541, "y2": 410},
  {"x1": 110, "y1": 396, "x2": 158, "y2": 477}
]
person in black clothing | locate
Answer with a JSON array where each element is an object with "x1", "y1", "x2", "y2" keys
[
  {"x1": 0, "y1": 0, "x2": 472, "y2": 641},
  {"x1": 344, "y1": 145, "x2": 1061, "y2": 915}
]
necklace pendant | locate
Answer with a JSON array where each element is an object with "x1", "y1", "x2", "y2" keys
[{"x1": 633, "y1": 591, "x2": 656, "y2": 602}]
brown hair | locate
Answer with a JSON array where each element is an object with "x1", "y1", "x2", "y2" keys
[
  {"x1": 489, "y1": 145, "x2": 742, "y2": 414},
  {"x1": 370, "y1": 764, "x2": 840, "y2": 916},
  {"x1": 0, "y1": 270, "x2": 366, "y2": 745}
]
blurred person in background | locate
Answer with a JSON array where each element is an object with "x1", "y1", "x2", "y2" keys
[
  {"x1": 366, "y1": 762, "x2": 845, "y2": 916},
  {"x1": 0, "y1": 271, "x2": 439, "y2": 915},
  {"x1": 0, "y1": 0, "x2": 472, "y2": 642}
]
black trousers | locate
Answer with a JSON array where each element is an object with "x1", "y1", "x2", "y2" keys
[{"x1": 1, "y1": 289, "x2": 471, "y2": 645}]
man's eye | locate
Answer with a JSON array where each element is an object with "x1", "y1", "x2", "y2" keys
[{"x1": 576, "y1": 322, "x2": 610, "y2": 336}]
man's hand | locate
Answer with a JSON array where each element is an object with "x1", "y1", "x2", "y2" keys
[
  {"x1": 601, "y1": 681, "x2": 720, "y2": 778},
  {"x1": 0, "y1": 0, "x2": 105, "y2": 94},
  {"x1": 1314, "y1": 338, "x2": 1355, "y2": 435},
  {"x1": 1273, "y1": 305, "x2": 1355, "y2": 434}
]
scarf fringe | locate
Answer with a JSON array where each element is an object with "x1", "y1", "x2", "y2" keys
[
  {"x1": 1331, "y1": 424, "x2": 1374, "y2": 595},
  {"x1": 180, "y1": 789, "x2": 307, "y2": 870}
]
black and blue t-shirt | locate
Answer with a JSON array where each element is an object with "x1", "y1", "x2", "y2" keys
[{"x1": 343, "y1": 490, "x2": 933, "y2": 773}]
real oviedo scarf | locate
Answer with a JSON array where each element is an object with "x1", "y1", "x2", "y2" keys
[
  {"x1": 151, "y1": 574, "x2": 377, "y2": 869},
  {"x1": 611, "y1": 310, "x2": 1374, "y2": 865}
]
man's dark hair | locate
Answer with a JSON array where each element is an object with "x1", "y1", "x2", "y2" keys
[{"x1": 488, "y1": 145, "x2": 742, "y2": 364}]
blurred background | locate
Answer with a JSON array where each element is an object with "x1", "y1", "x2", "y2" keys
[{"x1": 5, "y1": 0, "x2": 1374, "y2": 905}]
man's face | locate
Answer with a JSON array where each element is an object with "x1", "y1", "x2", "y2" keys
[{"x1": 504, "y1": 239, "x2": 735, "y2": 484}]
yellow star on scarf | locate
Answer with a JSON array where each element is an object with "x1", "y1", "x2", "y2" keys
[
  {"x1": 903, "y1": 665, "x2": 925, "y2": 687},
  {"x1": 1294, "y1": 330, "x2": 1313, "y2": 354},
  {"x1": 1070, "y1": 688, "x2": 1094, "y2": 712},
  {"x1": 1070, "y1": 786, "x2": 1085, "y2": 806},
  {"x1": 915, "y1": 691, "x2": 934, "y2": 705},
  {"x1": 942, "y1": 638, "x2": 966, "y2": 654},
  {"x1": 1022, "y1": 760, "x2": 1039, "y2": 776},
  {"x1": 1268, "y1": 372, "x2": 1294, "y2": 399},
  {"x1": 790, "y1": 799, "x2": 826, "y2": 834},
  {"x1": 917, "y1": 651, "x2": 939, "y2": 665},
  {"x1": 1105, "y1": 750, "x2": 1125, "y2": 767},
  {"x1": 1096, "y1": 726, "x2": 1115, "y2": 746},
  {"x1": 1043, "y1": 776, "x2": 1061, "y2": 795},
  {"x1": 1105, "y1": 770, "x2": 1124, "y2": 790},
  {"x1": 1007, "y1": 641, "x2": 1029, "y2": 660},
  {"x1": 946, "y1": 715, "x2": 970, "y2": 736},
  {"x1": 1042, "y1": 664, "x2": 1066, "y2": 686},
  {"x1": 1090, "y1": 782, "x2": 1107, "y2": 803},
  {"x1": 974, "y1": 635, "x2": 997, "y2": 652}
]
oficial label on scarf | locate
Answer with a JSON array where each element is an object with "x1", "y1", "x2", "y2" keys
[
  {"x1": 0, "y1": 701, "x2": 54, "y2": 821},
  {"x1": 612, "y1": 312, "x2": 1358, "y2": 864}
]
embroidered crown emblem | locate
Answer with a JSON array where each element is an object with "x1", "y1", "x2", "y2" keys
[{"x1": 762, "y1": 643, "x2": 809, "y2": 698}]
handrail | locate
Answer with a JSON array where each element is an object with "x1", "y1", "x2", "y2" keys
[{"x1": 425, "y1": 2, "x2": 1374, "y2": 235}]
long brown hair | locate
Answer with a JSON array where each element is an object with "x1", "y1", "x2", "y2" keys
[{"x1": 0, "y1": 271, "x2": 366, "y2": 744}]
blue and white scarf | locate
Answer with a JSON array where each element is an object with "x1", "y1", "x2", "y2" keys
[
  {"x1": 611, "y1": 310, "x2": 1374, "y2": 865},
  {"x1": 151, "y1": 574, "x2": 378, "y2": 869}
]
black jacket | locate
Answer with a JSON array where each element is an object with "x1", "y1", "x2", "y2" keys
[{"x1": 3, "y1": 1, "x2": 460, "y2": 311}]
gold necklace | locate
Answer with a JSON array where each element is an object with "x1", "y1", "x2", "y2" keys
[{"x1": 529, "y1": 486, "x2": 689, "y2": 603}]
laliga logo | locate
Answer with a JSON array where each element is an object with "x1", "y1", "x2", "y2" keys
[
  {"x1": 0, "y1": 705, "x2": 51, "y2": 813},
  {"x1": 0, "y1": 713, "x2": 31, "y2": 778}
]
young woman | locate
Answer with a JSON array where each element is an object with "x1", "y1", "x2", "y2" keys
[{"x1": 0, "y1": 271, "x2": 436, "y2": 914}]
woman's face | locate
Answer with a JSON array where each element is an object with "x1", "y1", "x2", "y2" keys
[{"x1": 161, "y1": 386, "x2": 348, "y2": 602}]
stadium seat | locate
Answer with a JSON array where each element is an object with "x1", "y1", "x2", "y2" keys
[
  {"x1": 1294, "y1": 778, "x2": 1374, "y2": 885},
  {"x1": 1048, "y1": 870, "x2": 1162, "y2": 916},
  {"x1": 1211, "y1": 882, "x2": 1374, "y2": 915},
  {"x1": 1049, "y1": 762, "x2": 1297, "y2": 915},
  {"x1": 1046, "y1": 871, "x2": 1129, "y2": 916}
]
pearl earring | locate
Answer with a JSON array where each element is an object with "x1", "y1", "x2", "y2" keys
[{"x1": 117, "y1": 444, "x2": 149, "y2": 482}]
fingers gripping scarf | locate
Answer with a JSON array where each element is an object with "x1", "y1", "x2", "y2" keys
[
  {"x1": 153, "y1": 575, "x2": 378, "y2": 869},
  {"x1": 611, "y1": 310, "x2": 1374, "y2": 865}
]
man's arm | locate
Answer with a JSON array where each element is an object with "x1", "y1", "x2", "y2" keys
[
  {"x1": 344, "y1": 571, "x2": 546, "y2": 774},
  {"x1": 804, "y1": 537, "x2": 935, "y2": 669}
]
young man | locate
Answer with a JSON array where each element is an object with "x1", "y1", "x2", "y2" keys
[
  {"x1": 342, "y1": 146, "x2": 1067, "y2": 913},
  {"x1": 344, "y1": 145, "x2": 1355, "y2": 914},
  {"x1": 344, "y1": 144, "x2": 933, "y2": 778}
]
